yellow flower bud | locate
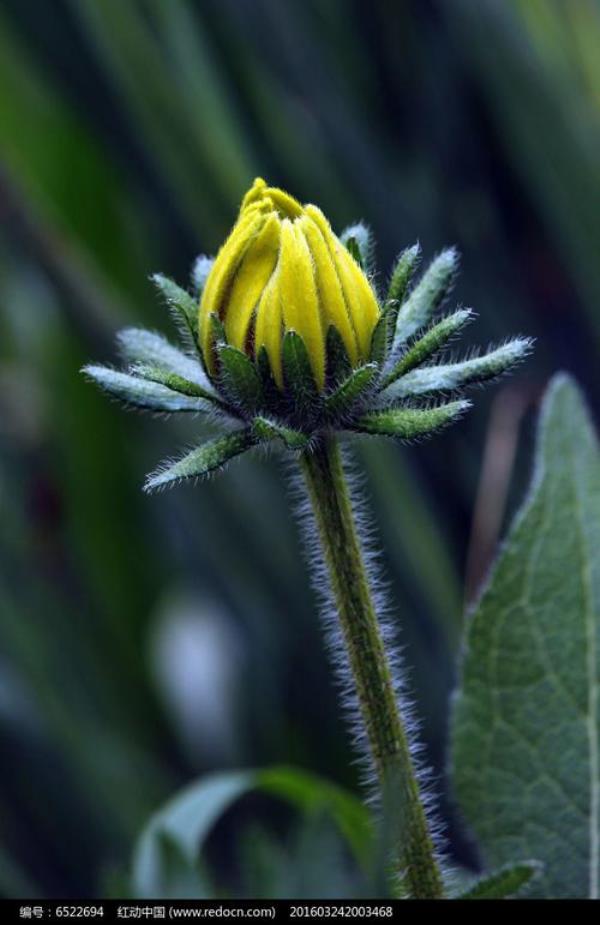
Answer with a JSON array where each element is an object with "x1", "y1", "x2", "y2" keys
[{"x1": 199, "y1": 178, "x2": 380, "y2": 391}]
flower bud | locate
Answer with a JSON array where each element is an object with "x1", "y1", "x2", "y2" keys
[{"x1": 199, "y1": 178, "x2": 380, "y2": 391}]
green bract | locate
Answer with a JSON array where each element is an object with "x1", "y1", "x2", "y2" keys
[{"x1": 83, "y1": 226, "x2": 532, "y2": 492}]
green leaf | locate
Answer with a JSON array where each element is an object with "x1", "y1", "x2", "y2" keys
[
  {"x1": 340, "y1": 222, "x2": 374, "y2": 273},
  {"x1": 455, "y1": 861, "x2": 541, "y2": 900},
  {"x1": 386, "y1": 243, "x2": 421, "y2": 306},
  {"x1": 392, "y1": 248, "x2": 458, "y2": 349},
  {"x1": 151, "y1": 274, "x2": 200, "y2": 350},
  {"x1": 382, "y1": 337, "x2": 533, "y2": 400},
  {"x1": 132, "y1": 772, "x2": 250, "y2": 898},
  {"x1": 132, "y1": 767, "x2": 373, "y2": 898},
  {"x1": 282, "y1": 331, "x2": 320, "y2": 412},
  {"x1": 325, "y1": 364, "x2": 378, "y2": 420},
  {"x1": 354, "y1": 400, "x2": 470, "y2": 440},
  {"x1": 257, "y1": 767, "x2": 372, "y2": 869},
  {"x1": 82, "y1": 365, "x2": 211, "y2": 413},
  {"x1": 218, "y1": 344, "x2": 263, "y2": 411},
  {"x1": 381, "y1": 309, "x2": 474, "y2": 388},
  {"x1": 252, "y1": 416, "x2": 309, "y2": 450},
  {"x1": 451, "y1": 374, "x2": 600, "y2": 899},
  {"x1": 117, "y1": 327, "x2": 212, "y2": 390},
  {"x1": 143, "y1": 430, "x2": 254, "y2": 492}
]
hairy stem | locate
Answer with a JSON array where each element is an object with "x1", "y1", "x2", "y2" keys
[{"x1": 299, "y1": 436, "x2": 444, "y2": 899}]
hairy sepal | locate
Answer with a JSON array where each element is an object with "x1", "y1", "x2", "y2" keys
[
  {"x1": 382, "y1": 309, "x2": 474, "y2": 388},
  {"x1": 151, "y1": 274, "x2": 201, "y2": 356},
  {"x1": 381, "y1": 337, "x2": 533, "y2": 401},
  {"x1": 117, "y1": 327, "x2": 212, "y2": 391},
  {"x1": 340, "y1": 222, "x2": 375, "y2": 274},
  {"x1": 252, "y1": 416, "x2": 309, "y2": 450},
  {"x1": 130, "y1": 363, "x2": 224, "y2": 404},
  {"x1": 218, "y1": 344, "x2": 263, "y2": 413},
  {"x1": 385, "y1": 243, "x2": 421, "y2": 309},
  {"x1": 282, "y1": 331, "x2": 321, "y2": 419},
  {"x1": 390, "y1": 248, "x2": 458, "y2": 355},
  {"x1": 82, "y1": 365, "x2": 211, "y2": 414},
  {"x1": 325, "y1": 364, "x2": 379, "y2": 422},
  {"x1": 369, "y1": 303, "x2": 393, "y2": 368},
  {"x1": 326, "y1": 325, "x2": 353, "y2": 386},
  {"x1": 144, "y1": 430, "x2": 255, "y2": 492},
  {"x1": 191, "y1": 255, "x2": 214, "y2": 297},
  {"x1": 353, "y1": 399, "x2": 471, "y2": 440}
]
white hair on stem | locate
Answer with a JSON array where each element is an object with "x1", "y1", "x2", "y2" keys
[{"x1": 285, "y1": 442, "x2": 449, "y2": 883}]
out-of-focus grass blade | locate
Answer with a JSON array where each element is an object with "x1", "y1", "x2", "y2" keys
[
  {"x1": 448, "y1": 0, "x2": 600, "y2": 345},
  {"x1": 0, "y1": 9, "x2": 148, "y2": 311},
  {"x1": 132, "y1": 766, "x2": 372, "y2": 898},
  {"x1": 358, "y1": 440, "x2": 463, "y2": 651},
  {"x1": 69, "y1": 0, "x2": 254, "y2": 242}
]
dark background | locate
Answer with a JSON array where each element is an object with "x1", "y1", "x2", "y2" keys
[{"x1": 1, "y1": 0, "x2": 599, "y2": 898}]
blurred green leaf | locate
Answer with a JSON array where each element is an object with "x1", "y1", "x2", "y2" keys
[
  {"x1": 132, "y1": 766, "x2": 373, "y2": 898},
  {"x1": 452, "y1": 374, "x2": 600, "y2": 898},
  {"x1": 454, "y1": 860, "x2": 541, "y2": 900}
]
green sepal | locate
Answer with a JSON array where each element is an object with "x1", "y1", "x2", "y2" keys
[
  {"x1": 391, "y1": 248, "x2": 458, "y2": 351},
  {"x1": 256, "y1": 345, "x2": 281, "y2": 407},
  {"x1": 82, "y1": 365, "x2": 211, "y2": 414},
  {"x1": 381, "y1": 309, "x2": 474, "y2": 388},
  {"x1": 325, "y1": 325, "x2": 353, "y2": 386},
  {"x1": 209, "y1": 313, "x2": 227, "y2": 347},
  {"x1": 340, "y1": 222, "x2": 374, "y2": 273},
  {"x1": 454, "y1": 861, "x2": 541, "y2": 900},
  {"x1": 252, "y1": 416, "x2": 309, "y2": 450},
  {"x1": 382, "y1": 337, "x2": 534, "y2": 401},
  {"x1": 353, "y1": 399, "x2": 471, "y2": 440},
  {"x1": 202, "y1": 312, "x2": 227, "y2": 379},
  {"x1": 369, "y1": 303, "x2": 394, "y2": 367},
  {"x1": 256, "y1": 345, "x2": 272, "y2": 383},
  {"x1": 129, "y1": 365, "x2": 236, "y2": 419},
  {"x1": 325, "y1": 364, "x2": 379, "y2": 421},
  {"x1": 151, "y1": 274, "x2": 200, "y2": 353},
  {"x1": 345, "y1": 236, "x2": 362, "y2": 267},
  {"x1": 144, "y1": 430, "x2": 255, "y2": 492},
  {"x1": 191, "y1": 255, "x2": 214, "y2": 297},
  {"x1": 386, "y1": 243, "x2": 421, "y2": 307},
  {"x1": 217, "y1": 344, "x2": 263, "y2": 412},
  {"x1": 282, "y1": 331, "x2": 320, "y2": 415},
  {"x1": 117, "y1": 327, "x2": 212, "y2": 391},
  {"x1": 131, "y1": 364, "x2": 222, "y2": 402}
]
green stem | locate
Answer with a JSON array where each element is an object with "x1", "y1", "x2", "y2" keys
[{"x1": 300, "y1": 436, "x2": 445, "y2": 899}]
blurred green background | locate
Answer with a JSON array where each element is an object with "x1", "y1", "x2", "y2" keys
[{"x1": 1, "y1": 0, "x2": 599, "y2": 898}]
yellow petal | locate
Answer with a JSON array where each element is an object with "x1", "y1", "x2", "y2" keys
[
  {"x1": 304, "y1": 205, "x2": 379, "y2": 358},
  {"x1": 224, "y1": 213, "x2": 281, "y2": 350},
  {"x1": 279, "y1": 220, "x2": 325, "y2": 389},
  {"x1": 298, "y1": 214, "x2": 359, "y2": 366},
  {"x1": 255, "y1": 268, "x2": 284, "y2": 389},
  {"x1": 335, "y1": 245, "x2": 380, "y2": 356},
  {"x1": 266, "y1": 186, "x2": 303, "y2": 220},
  {"x1": 240, "y1": 177, "x2": 268, "y2": 212},
  {"x1": 199, "y1": 210, "x2": 264, "y2": 369},
  {"x1": 240, "y1": 179, "x2": 303, "y2": 221}
]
